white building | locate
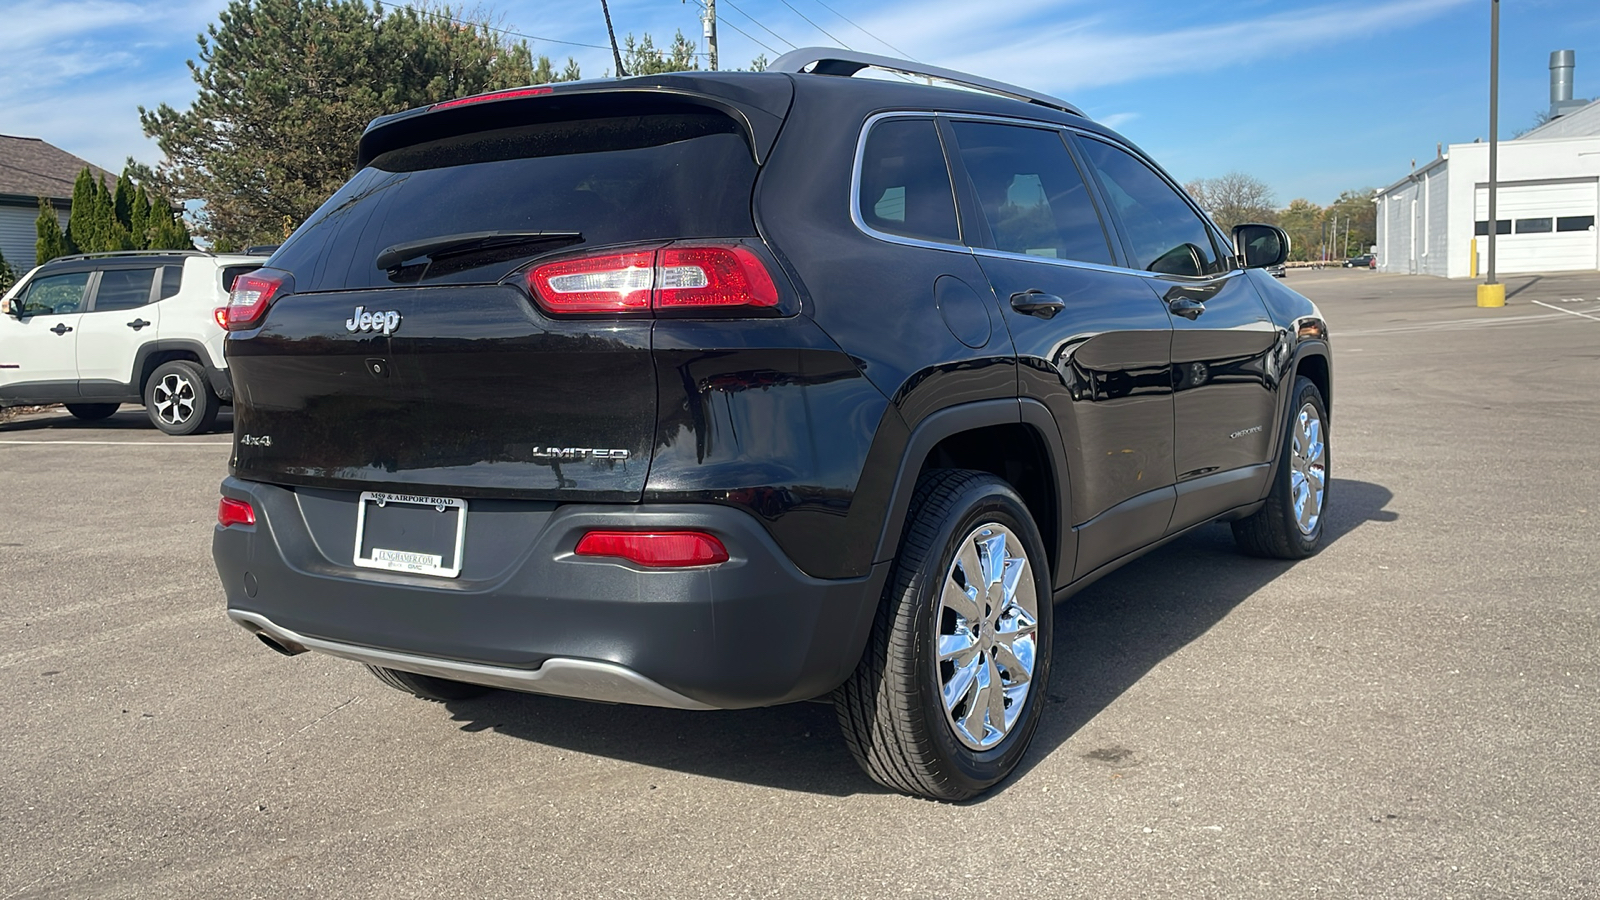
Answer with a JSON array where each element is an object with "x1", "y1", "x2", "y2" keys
[{"x1": 1374, "y1": 52, "x2": 1600, "y2": 278}]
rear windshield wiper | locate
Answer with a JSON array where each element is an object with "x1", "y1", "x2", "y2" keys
[{"x1": 376, "y1": 231, "x2": 583, "y2": 271}]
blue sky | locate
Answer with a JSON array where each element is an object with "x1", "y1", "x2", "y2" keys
[{"x1": 2, "y1": 0, "x2": 1597, "y2": 206}]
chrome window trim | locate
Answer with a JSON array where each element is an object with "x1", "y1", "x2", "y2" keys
[{"x1": 850, "y1": 110, "x2": 1242, "y2": 285}]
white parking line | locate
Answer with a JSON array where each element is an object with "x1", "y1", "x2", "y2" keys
[
  {"x1": 0, "y1": 440, "x2": 231, "y2": 447},
  {"x1": 1531, "y1": 300, "x2": 1600, "y2": 322}
]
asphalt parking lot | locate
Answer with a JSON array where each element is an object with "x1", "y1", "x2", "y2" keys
[{"x1": 2, "y1": 269, "x2": 1597, "y2": 899}]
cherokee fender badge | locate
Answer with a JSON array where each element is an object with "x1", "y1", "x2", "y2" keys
[
  {"x1": 346, "y1": 305, "x2": 402, "y2": 336},
  {"x1": 1228, "y1": 425, "x2": 1263, "y2": 440}
]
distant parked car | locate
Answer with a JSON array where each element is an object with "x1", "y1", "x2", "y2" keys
[
  {"x1": 1343, "y1": 255, "x2": 1375, "y2": 268},
  {"x1": 1267, "y1": 263, "x2": 1287, "y2": 278}
]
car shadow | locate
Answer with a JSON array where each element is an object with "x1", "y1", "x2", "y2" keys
[
  {"x1": 0, "y1": 406, "x2": 231, "y2": 434},
  {"x1": 442, "y1": 477, "x2": 1396, "y2": 798}
]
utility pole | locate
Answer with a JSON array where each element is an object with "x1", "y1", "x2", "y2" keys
[
  {"x1": 1479, "y1": 0, "x2": 1505, "y2": 306},
  {"x1": 601, "y1": 0, "x2": 626, "y2": 77},
  {"x1": 703, "y1": 0, "x2": 718, "y2": 71}
]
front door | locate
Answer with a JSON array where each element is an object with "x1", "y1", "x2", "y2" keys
[
  {"x1": 1075, "y1": 137, "x2": 1280, "y2": 532},
  {"x1": 77, "y1": 265, "x2": 161, "y2": 396},
  {"x1": 944, "y1": 119, "x2": 1176, "y2": 585},
  {"x1": 0, "y1": 270, "x2": 90, "y2": 403}
]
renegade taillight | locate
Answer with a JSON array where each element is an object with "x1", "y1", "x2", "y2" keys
[
  {"x1": 226, "y1": 269, "x2": 289, "y2": 331},
  {"x1": 526, "y1": 244, "x2": 779, "y2": 315},
  {"x1": 212, "y1": 307, "x2": 228, "y2": 329},
  {"x1": 218, "y1": 497, "x2": 256, "y2": 528},
  {"x1": 574, "y1": 531, "x2": 730, "y2": 567}
]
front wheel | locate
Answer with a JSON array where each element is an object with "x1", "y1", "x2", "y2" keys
[
  {"x1": 144, "y1": 360, "x2": 220, "y2": 436},
  {"x1": 834, "y1": 469, "x2": 1053, "y2": 801},
  {"x1": 1232, "y1": 375, "x2": 1329, "y2": 559}
]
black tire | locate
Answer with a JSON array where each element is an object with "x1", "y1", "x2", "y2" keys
[
  {"x1": 1232, "y1": 375, "x2": 1330, "y2": 559},
  {"x1": 143, "y1": 360, "x2": 220, "y2": 436},
  {"x1": 834, "y1": 469, "x2": 1053, "y2": 801},
  {"x1": 64, "y1": 403, "x2": 119, "y2": 421},
  {"x1": 364, "y1": 665, "x2": 491, "y2": 702}
]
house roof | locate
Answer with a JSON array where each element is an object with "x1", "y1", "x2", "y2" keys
[{"x1": 0, "y1": 134, "x2": 115, "y2": 201}]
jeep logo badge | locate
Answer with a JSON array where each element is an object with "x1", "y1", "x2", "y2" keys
[{"x1": 346, "y1": 306, "x2": 401, "y2": 336}]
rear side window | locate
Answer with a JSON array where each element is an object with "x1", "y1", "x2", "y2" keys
[
  {"x1": 271, "y1": 111, "x2": 758, "y2": 291},
  {"x1": 159, "y1": 266, "x2": 183, "y2": 299},
  {"x1": 949, "y1": 121, "x2": 1112, "y2": 265},
  {"x1": 92, "y1": 268, "x2": 156, "y2": 312},
  {"x1": 857, "y1": 118, "x2": 960, "y2": 244},
  {"x1": 1080, "y1": 139, "x2": 1225, "y2": 277}
]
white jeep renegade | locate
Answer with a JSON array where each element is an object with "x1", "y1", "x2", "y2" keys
[{"x1": 0, "y1": 250, "x2": 268, "y2": 435}]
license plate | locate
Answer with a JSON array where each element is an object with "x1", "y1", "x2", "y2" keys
[{"x1": 353, "y1": 491, "x2": 467, "y2": 578}]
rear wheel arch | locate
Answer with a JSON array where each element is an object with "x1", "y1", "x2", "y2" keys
[
  {"x1": 874, "y1": 400, "x2": 1071, "y2": 585},
  {"x1": 135, "y1": 344, "x2": 206, "y2": 395}
]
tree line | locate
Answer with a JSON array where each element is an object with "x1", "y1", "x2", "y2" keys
[
  {"x1": 1186, "y1": 173, "x2": 1377, "y2": 262},
  {"x1": 32, "y1": 167, "x2": 195, "y2": 267}
]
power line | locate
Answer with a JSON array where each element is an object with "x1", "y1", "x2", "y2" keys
[
  {"x1": 808, "y1": 0, "x2": 916, "y2": 60},
  {"x1": 691, "y1": 0, "x2": 782, "y2": 56},
  {"x1": 719, "y1": 0, "x2": 798, "y2": 51},
  {"x1": 775, "y1": 0, "x2": 854, "y2": 50},
  {"x1": 402, "y1": 5, "x2": 611, "y2": 52}
]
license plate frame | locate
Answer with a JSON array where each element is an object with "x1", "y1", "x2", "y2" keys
[{"x1": 352, "y1": 491, "x2": 468, "y2": 578}]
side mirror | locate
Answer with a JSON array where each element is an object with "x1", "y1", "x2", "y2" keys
[
  {"x1": 1, "y1": 296, "x2": 21, "y2": 317},
  {"x1": 1232, "y1": 223, "x2": 1290, "y2": 269}
]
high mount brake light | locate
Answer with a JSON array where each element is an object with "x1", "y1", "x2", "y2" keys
[
  {"x1": 574, "y1": 531, "x2": 730, "y2": 567},
  {"x1": 218, "y1": 497, "x2": 256, "y2": 528},
  {"x1": 526, "y1": 245, "x2": 780, "y2": 315},
  {"x1": 226, "y1": 270, "x2": 288, "y2": 331},
  {"x1": 431, "y1": 86, "x2": 554, "y2": 111}
]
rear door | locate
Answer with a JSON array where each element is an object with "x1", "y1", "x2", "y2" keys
[
  {"x1": 227, "y1": 101, "x2": 765, "y2": 502},
  {"x1": 1076, "y1": 136, "x2": 1280, "y2": 532},
  {"x1": 77, "y1": 264, "x2": 160, "y2": 391},
  {"x1": 944, "y1": 118, "x2": 1177, "y2": 583},
  {"x1": 0, "y1": 270, "x2": 88, "y2": 401}
]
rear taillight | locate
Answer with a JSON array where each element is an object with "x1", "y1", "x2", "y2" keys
[
  {"x1": 574, "y1": 531, "x2": 730, "y2": 567},
  {"x1": 526, "y1": 244, "x2": 780, "y2": 316},
  {"x1": 212, "y1": 307, "x2": 228, "y2": 329},
  {"x1": 218, "y1": 497, "x2": 256, "y2": 528},
  {"x1": 226, "y1": 269, "x2": 290, "y2": 331}
]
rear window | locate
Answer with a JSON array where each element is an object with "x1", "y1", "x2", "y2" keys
[{"x1": 271, "y1": 111, "x2": 758, "y2": 292}]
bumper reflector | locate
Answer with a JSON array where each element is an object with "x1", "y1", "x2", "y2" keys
[
  {"x1": 575, "y1": 531, "x2": 729, "y2": 567},
  {"x1": 218, "y1": 497, "x2": 256, "y2": 528}
]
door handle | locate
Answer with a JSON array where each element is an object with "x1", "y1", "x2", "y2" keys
[
  {"x1": 127, "y1": 318, "x2": 152, "y2": 331},
  {"x1": 1168, "y1": 297, "x2": 1205, "y2": 320},
  {"x1": 1010, "y1": 290, "x2": 1065, "y2": 319},
  {"x1": 50, "y1": 323, "x2": 73, "y2": 335}
]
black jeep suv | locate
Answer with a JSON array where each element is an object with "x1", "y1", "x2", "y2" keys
[{"x1": 213, "y1": 49, "x2": 1330, "y2": 800}]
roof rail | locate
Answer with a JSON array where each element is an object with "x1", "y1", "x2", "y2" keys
[
  {"x1": 768, "y1": 47, "x2": 1084, "y2": 117},
  {"x1": 47, "y1": 250, "x2": 212, "y2": 263}
]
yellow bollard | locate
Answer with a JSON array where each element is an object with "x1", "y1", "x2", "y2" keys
[
  {"x1": 1470, "y1": 238, "x2": 1478, "y2": 278},
  {"x1": 1477, "y1": 283, "x2": 1505, "y2": 307}
]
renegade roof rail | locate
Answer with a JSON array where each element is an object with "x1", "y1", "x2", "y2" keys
[
  {"x1": 768, "y1": 47, "x2": 1084, "y2": 117},
  {"x1": 47, "y1": 250, "x2": 213, "y2": 263}
]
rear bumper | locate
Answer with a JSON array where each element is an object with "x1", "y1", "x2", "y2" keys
[{"x1": 213, "y1": 477, "x2": 887, "y2": 709}]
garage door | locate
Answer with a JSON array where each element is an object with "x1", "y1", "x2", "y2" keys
[{"x1": 1474, "y1": 179, "x2": 1598, "y2": 274}]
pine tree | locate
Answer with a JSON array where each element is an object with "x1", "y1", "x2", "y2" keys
[
  {"x1": 64, "y1": 169, "x2": 94, "y2": 253},
  {"x1": 144, "y1": 197, "x2": 194, "y2": 251},
  {"x1": 130, "y1": 185, "x2": 152, "y2": 249},
  {"x1": 35, "y1": 198, "x2": 69, "y2": 265},
  {"x1": 0, "y1": 248, "x2": 15, "y2": 294},
  {"x1": 113, "y1": 170, "x2": 136, "y2": 236}
]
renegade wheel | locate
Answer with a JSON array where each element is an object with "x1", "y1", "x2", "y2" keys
[
  {"x1": 834, "y1": 469, "x2": 1052, "y2": 801},
  {"x1": 65, "y1": 403, "x2": 119, "y2": 421},
  {"x1": 1232, "y1": 375, "x2": 1329, "y2": 559},
  {"x1": 364, "y1": 665, "x2": 491, "y2": 702},
  {"x1": 144, "y1": 360, "x2": 220, "y2": 436}
]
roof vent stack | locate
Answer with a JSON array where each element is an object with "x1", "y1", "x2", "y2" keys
[{"x1": 1549, "y1": 50, "x2": 1587, "y2": 119}]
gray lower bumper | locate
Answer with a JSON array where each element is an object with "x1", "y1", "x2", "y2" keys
[{"x1": 229, "y1": 609, "x2": 716, "y2": 710}]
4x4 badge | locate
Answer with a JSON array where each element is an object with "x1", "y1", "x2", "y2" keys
[{"x1": 346, "y1": 306, "x2": 401, "y2": 336}]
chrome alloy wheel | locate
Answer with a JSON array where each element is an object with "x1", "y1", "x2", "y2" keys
[
  {"x1": 935, "y1": 523, "x2": 1040, "y2": 751},
  {"x1": 1290, "y1": 402, "x2": 1327, "y2": 535},
  {"x1": 152, "y1": 372, "x2": 197, "y2": 426}
]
